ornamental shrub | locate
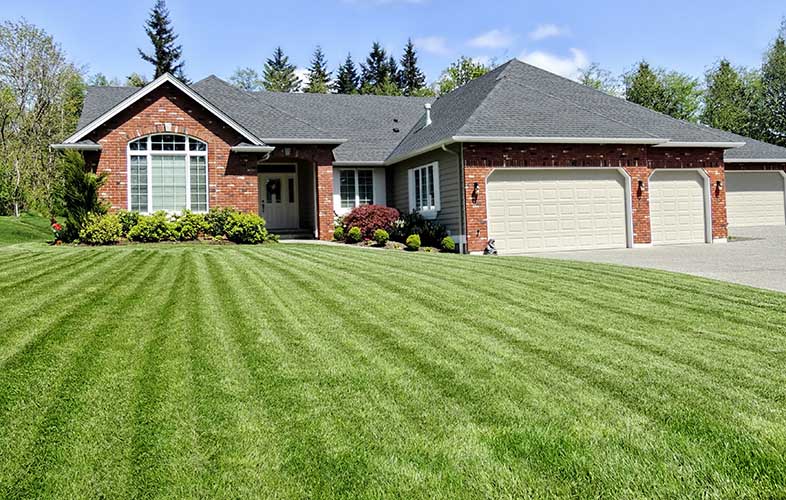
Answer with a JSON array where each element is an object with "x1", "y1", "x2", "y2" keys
[
  {"x1": 333, "y1": 226, "x2": 345, "y2": 241},
  {"x1": 390, "y1": 211, "x2": 448, "y2": 248},
  {"x1": 173, "y1": 210, "x2": 208, "y2": 241},
  {"x1": 60, "y1": 150, "x2": 109, "y2": 242},
  {"x1": 342, "y1": 204, "x2": 399, "y2": 239},
  {"x1": 346, "y1": 226, "x2": 362, "y2": 243},
  {"x1": 373, "y1": 228, "x2": 389, "y2": 246},
  {"x1": 205, "y1": 207, "x2": 238, "y2": 237},
  {"x1": 127, "y1": 211, "x2": 176, "y2": 242},
  {"x1": 224, "y1": 211, "x2": 269, "y2": 244},
  {"x1": 405, "y1": 233, "x2": 421, "y2": 251},
  {"x1": 116, "y1": 210, "x2": 140, "y2": 236},
  {"x1": 441, "y1": 236, "x2": 456, "y2": 252},
  {"x1": 79, "y1": 213, "x2": 123, "y2": 245}
]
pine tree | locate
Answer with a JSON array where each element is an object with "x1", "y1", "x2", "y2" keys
[
  {"x1": 333, "y1": 54, "x2": 359, "y2": 94},
  {"x1": 701, "y1": 59, "x2": 753, "y2": 135},
  {"x1": 624, "y1": 61, "x2": 665, "y2": 111},
  {"x1": 386, "y1": 55, "x2": 400, "y2": 88},
  {"x1": 399, "y1": 39, "x2": 426, "y2": 96},
  {"x1": 262, "y1": 47, "x2": 301, "y2": 93},
  {"x1": 305, "y1": 46, "x2": 331, "y2": 93},
  {"x1": 360, "y1": 42, "x2": 390, "y2": 91},
  {"x1": 138, "y1": 0, "x2": 186, "y2": 80},
  {"x1": 755, "y1": 20, "x2": 786, "y2": 145}
]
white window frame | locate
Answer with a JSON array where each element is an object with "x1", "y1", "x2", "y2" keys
[
  {"x1": 408, "y1": 161, "x2": 440, "y2": 219},
  {"x1": 336, "y1": 168, "x2": 375, "y2": 211},
  {"x1": 126, "y1": 134, "x2": 209, "y2": 214}
]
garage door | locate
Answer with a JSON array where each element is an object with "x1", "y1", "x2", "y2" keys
[
  {"x1": 726, "y1": 171, "x2": 786, "y2": 227},
  {"x1": 649, "y1": 170, "x2": 707, "y2": 245},
  {"x1": 487, "y1": 169, "x2": 628, "y2": 253}
]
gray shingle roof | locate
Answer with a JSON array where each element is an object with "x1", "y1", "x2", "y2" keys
[
  {"x1": 77, "y1": 86, "x2": 138, "y2": 129},
  {"x1": 710, "y1": 130, "x2": 786, "y2": 161}
]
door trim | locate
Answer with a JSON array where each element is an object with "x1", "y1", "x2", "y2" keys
[
  {"x1": 647, "y1": 168, "x2": 712, "y2": 244},
  {"x1": 483, "y1": 167, "x2": 634, "y2": 250}
]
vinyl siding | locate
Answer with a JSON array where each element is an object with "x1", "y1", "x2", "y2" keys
[{"x1": 387, "y1": 145, "x2": 462, "y2": 236}]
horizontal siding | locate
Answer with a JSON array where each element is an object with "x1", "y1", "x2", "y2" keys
[{"x1": 387, "y1": 145, "x2": 462, "y2": 236}]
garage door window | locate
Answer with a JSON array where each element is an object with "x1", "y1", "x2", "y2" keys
[{"x1": 408, "y1": 162, "x2": 440, "y2": 218}]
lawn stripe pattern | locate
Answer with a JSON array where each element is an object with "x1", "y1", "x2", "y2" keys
[{"x1": 1, "y1": 242, "x2": 785, "y2": 499}]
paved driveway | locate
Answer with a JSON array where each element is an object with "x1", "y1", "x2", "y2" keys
[{"x1": 524, "y1": 226, "x2": 786, "y2": 293}]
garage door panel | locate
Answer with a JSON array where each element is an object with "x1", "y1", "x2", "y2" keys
[
  {"x1": 649, "y1": 170, "x2": 706, "y2": 245},
  {"x1": 726, "y1": 172, "x2": 786, "y2": 227},
  {"x1": 487, "y1": 169, "x2": 628, "y2": 253}
]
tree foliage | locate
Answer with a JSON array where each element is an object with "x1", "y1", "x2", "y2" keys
[
  {"x1": 578, "y1": 63, "x2": 619, "y2": 96},
  {"x1": 59, "y1": 150, "x2": 108, "y2": 241},
  {"x1": 126, "y1": 73, "x2": 149, "y2": 87},
  {"x1": 0, "y1": 19, "x2": 83, "y2": 216},
  {"x1": 333, "y1": 54, "x2": 359, "y2": 94},
  {"x1": 399, "y1": 39, "x2": 426, "y2": 96},
  {"x1": 438, "y1": 56, "x2": 491, "y2": 94},
  {"x1": 701, "y1": 59, "x2": 756, "y2": 136},
  {"x1": 624, "y1": 61, "x2": 702, "y2": 122},
  {"x1": 138, "y1": 0, "x2": 186, "y2": 80},
  {"x1": 755, "y1": 20, "x2": 786, "y2": 145},
  {"x1": 304, "y1": 46, "x2": 331, "y2": 93},
  {"x1": 262, "y1": 47, "x2": 301, "y2": 93},
  {"x1": 230, "y1": 67, "x2": 263, "y2": 91},
  {"x1": 360, "y1": 42, "x2": 400, "y2": 95}
]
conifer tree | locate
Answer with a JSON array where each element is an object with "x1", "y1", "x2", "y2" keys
[
  {"x1": 755, "y1": 20, "x2": 786, "y2": 145},
  {"x1": 138, "y1": 0, "x2": 186, "y2": 80},
  {"x1": 305, "y1": 46, "x2": 331, "y2": 93},
  {"x1": 334, "y1": 54, "x2": 359, "y2": 94},
  {"x1": 262, "y1": 47, "x2": 301, "y2": 93},
  {"x1": 399, "y1": 39, "x2": 426, "y2": 96}
]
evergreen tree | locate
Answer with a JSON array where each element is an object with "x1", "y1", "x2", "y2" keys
[
  {"x1": 305, "y1": 46, "x2": 331, "y2": 93},
  {"x1": 624, "y1": 61, "x2": 665, "y2": 111},
  {"x1": 701, "y1": 59, "x2": 754, "y2": 135},
  {"x1": 399, "y1": 39, "x2": 426, "y2": 96},
  {"x1": 386, "y1": 55, "x2": 400, "y2": 88},
  {"x1": 360, "y1": 42, "x2": 390, "y2": 92},
  {"x1": 333, "y1": 54, "x2": 359, "y2": 94},
  {"x1": 624, "y1": 61, "x2": 701, "y2": 122},
  {"x1": 262, "y1": 47, "x2": 301, "y2": 92},
  {"x1": 229, "y1": 67, "x2": 263, "y2": 91},
  {"x1": 755, "y1": 20, "x2": 786, "y2": 145},
  {"x1": 138, "y1": 0, "x2": 186, "y2": 80}
]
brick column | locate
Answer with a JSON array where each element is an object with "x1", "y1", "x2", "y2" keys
[
  {"x1": 624, "y1": 166, "x2": 652, "y2": 245},
  {"x1": 315, "y1": 162, "x2": 334, "y2": 240},
  {"x1": 464, "y1": 166, "x2": 493, "y2": 253},
  {"x1": 704, "y1": 166, "x2": 728, "y2": 240}
]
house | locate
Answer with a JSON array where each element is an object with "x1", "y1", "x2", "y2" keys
[{"x1": 52, "y1": 59, "x2": 786, "y2": 254}]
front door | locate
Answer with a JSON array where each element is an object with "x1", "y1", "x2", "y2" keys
[{"x1": 259, "y1": 173, "x2": 298, "y2": 229}]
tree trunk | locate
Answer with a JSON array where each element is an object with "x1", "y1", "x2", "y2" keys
[{"x1": 13, "y1": 158, "x2": 21, "y2": 217}]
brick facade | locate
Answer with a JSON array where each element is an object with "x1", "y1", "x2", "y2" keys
[{"x1": 461, "y1": 143, "x2": 728, "y2": 252}]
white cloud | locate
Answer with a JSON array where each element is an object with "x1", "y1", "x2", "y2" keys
[
  {"x1": 529, "y1": 24, "x2": 569, "y2": 41},
  {"x1": 518, "y1": 48, "x2": 589, "y2": 80},
  {"x1": 467, "y1": 29, "x2": 516, "y2": 49},
  {"x1": 414, "y1": 36, "x2": 451, "y2": 56},
  {"x1": 295, "y1": 67, "x2": 309, "y2": 91}
]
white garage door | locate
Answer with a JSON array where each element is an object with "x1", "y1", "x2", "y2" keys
[
  {"x1": 649, "y1": 170, "x2": 707, "y2": 245},
  {"x1": 487, "y1": 169, "x2": 628, "y2": 253},
  {"x1": 726, "y1": 171, "x2": 786, "y2": 227}
]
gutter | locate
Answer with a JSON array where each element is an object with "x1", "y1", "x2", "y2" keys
[
  {"x1": 723, "y1": 158, "x2": 786, "y2": 163},
  {"x1": 652, "y1": 141, "x2": 746, "y2": 148},
  {"x1": 261, "y1": 138, "x2": 347, "y2": 145},
  {"x1": 451, "y1": 136, "x2": 668, "y2": 145},
  {"x1": 50, "y1": 143, "x2": 102, "y2": 151},
  {"x1": 332, "y1": 160, "x2": 386, "y2": 167},
  {"x1": 230, "y1": 145, "x2": 275, "y2": 153}
]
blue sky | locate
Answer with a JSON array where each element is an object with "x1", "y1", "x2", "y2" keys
[{"x1": 3, "y1": 0, "x2": 784, "y2": 85}]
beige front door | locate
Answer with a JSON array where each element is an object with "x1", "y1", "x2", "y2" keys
[{"x1": 259, "y1": 172, "x2": 298, "y2": 229}]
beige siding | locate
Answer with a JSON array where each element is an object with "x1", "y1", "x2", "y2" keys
[{"x1": 387, "y1": 145, "x2": 462, "y2": 236}]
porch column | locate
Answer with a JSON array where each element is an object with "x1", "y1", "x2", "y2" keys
[{"x1": 315, "y1": 162, "x2": 334, "y2": 240}]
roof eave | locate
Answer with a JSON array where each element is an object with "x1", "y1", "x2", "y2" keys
[
  {"x1": 724, "y1": 158, "x2": 786, "y2": 163},
  {"x1": 50, "y1": 142, "x2": 102, "y2": 151},
  {"x1": 451, "y1": 135, "x2": 667, "y2": 145},
  {"x1": 230, "y1": 145, "x2": 276, "y2": 153},
  {"x1": 653, "y1": 141, "x2": 746, "y2": 149},
  {"x1": 332, "y1": 160, "x2": 386, "y2": 167},
  {"x1": 262, "y1": 138, "x2": 348, "y2": 145}
]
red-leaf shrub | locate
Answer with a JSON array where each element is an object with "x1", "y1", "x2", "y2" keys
[{"x1": 342, "y1": 205, "x2": 399, "y2": 239}]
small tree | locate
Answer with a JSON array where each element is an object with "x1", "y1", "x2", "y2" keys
[
  {"x1": 262, "y1": 47, "x2": 300, "y2": 92},
  {"x1": 138, "y1": 0, "x2": 186, "y2": 80},
  {"x1": 230, "y1": 67, "x2": 263, "y2": 91},
  {"x1": 334, "y1": 53, "x2": 359, "y2": 94},
  {"x1": 304, "y1": 46, "x2": 331, "y2": 93},
  {"x1": 438, "y1": 56, "x2": 490, "y2": 94},
  {"x1": 59, "y1": 150, "x2": 108, "y2": 242},
  {"x1": 399, "y1": 39, "x2": 427, "y2": 96}
]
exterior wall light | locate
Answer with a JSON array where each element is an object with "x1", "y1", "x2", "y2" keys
[{"x1": 471, "y1": 182, "x2": 480, "y2": 204}]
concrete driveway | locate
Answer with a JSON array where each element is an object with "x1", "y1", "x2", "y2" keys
[{"x1": 525, "y1": 226, "x2": 786, "y2": 293}]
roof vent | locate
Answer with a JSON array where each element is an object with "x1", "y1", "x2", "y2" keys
[{"x1": 424, "y1": 103, "x2": 432, "y2": 128}]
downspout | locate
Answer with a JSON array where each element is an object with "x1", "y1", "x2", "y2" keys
[{"x1": 441, "y1": 143, "x2": 466, "y2": 254}]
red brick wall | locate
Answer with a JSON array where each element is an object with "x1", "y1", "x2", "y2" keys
[
  {"x1": 461, "y1": 143, "x2": 728, "y2": 252},
  {"x1": 85, "y1": 82, "x2": 259, "y2": 213}
]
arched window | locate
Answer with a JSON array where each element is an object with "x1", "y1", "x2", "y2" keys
[{"x1": 128, "y1": 134, "x2": 208, "y2": 213}]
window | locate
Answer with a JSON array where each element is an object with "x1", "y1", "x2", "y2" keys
[
  {"x1": 339, "y1": 169, "x2": 374, "y2": 209},
  {"x1": 127, "y1": 135, "x2": 208, "y2": 213},
  {"x1": 409, "y1": 162, "x2": 440, "y2": 217}
]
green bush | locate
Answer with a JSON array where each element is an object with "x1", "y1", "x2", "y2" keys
[
  {"x1": 78, "y1": 213, "x2": 122, "y2": 245},
  {"x1": 333, "y1": 226, "x2": 345, "y2": 241},
  {"x1": 441, "y1": 236, "x2": 456, "y2": 252},
  {"x1": 224, "y1": 211, "x2": 269, "y2": 244},
  {"x1": 391, "y1": 212, "x2": 448, "y2": 248},
  {"x1": 116, "y1": 210, "x2": 140, "y2": 236},
  {"x1": 205, "y1": 207, "x2": 238, "y2": 237},
  {"x1": 373, "y1": 229, "x2": 389, "y2": 246},
  {"x1": 59, "y1": 150, "x2": 109, "y2": 242},
  {"x1": 405, "y1": 234, "x2": 421, "y2": 251},
  {"x1": 173, "y1": 210, "x2": 207, "y2": 241},
  {"x1": 127, "y1": 211, "x2": 176, "y2": 242},
  {"x1": 346, "y1": 226, "x2": 362, "y2": 243}
]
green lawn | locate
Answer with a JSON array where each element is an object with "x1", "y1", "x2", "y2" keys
[{"x1": 1, "y1": 224, "x2": 786, "y2": 498}]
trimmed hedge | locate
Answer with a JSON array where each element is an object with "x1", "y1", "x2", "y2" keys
[
  {"x1": 224, "y1": 212, "x2": 271, "y2": 244},
  {"x1": 79, "y1": 213, "x2": 123, "y2": 245},
  {"x1": 346, "y1": 226, "x2": 362, "y2": 243},
  {"x1": 373, "y1": 229, "x2": 389, "y2": 246},
  {"x1": 127, "y1": 211, "x2": 175, "y2": 242},
  {"x1": 405, "y1": 234, "x2": 421, "y2": 251}
]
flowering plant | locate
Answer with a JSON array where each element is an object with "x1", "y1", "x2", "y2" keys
[{"x1": 51, "y1": 219, "x2": 63, "y2": 243}]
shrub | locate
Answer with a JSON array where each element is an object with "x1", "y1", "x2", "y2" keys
[
  {"x1": 390, "y1": 212, "x2": 448, "y2": 248},
  {"x1": 204, "y1": 207, "x2": 238, "y2": 237},
  {"x1": 173, "y1": 210, "x2": 207, "y2": 241},
  {"x1": 333, "y1": 226, "x2": 345, "y2": 241},
  {"x1": 342, "y1": 204, "x2": 399, "y2": 239},
  {"x1": 441, "y1": 236, "x2": 456, "y2": 252},
  {"x1": 224, "y1": 211, "x2": 269, "y2": 244},
  {"x1": 346, "y1": 226, "x2": 362, "y2": 243},
  {"x1": 116, "y1": 210, "x2": 140, "y2": 236},
  {"x1": 405, "y1": 234, "x2": 421, "y2": 251},
  {"x1": 78, "y1": 213, "x2": 122, "y2": 245},
  {"x1": 373, "y1": 228, "x2": 389, "y2": 246},
  {"x1": 127, "y1": 211, "x2": 176, "y2": 242},
  {"x1": 59, "y1": 150, "x2": 109, "y2": 242}
]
